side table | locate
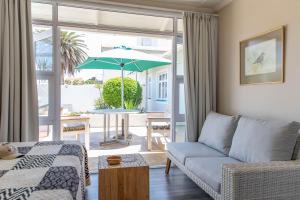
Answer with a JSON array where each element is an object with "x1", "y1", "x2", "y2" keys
[{"x1": 98, "y1": 154, "x2": 149, "y2": 200}]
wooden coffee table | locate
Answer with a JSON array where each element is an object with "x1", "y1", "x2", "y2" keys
[{"x1": 98, "y1": 154, "x2": 149, "y2": 200}]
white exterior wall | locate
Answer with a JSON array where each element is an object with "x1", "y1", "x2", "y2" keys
[
  {"x1": 143, "y1": 47, "x2": 184, "y2": 114},
  {"x1": 61, "y1": 85, "x2": 100, "y2": 112},
  {"x1": 146, "y1": 65, "x2": 172, "y2": 113}
]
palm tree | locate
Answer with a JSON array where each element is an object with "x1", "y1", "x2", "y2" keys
[{"x1": 60, "y1": 31, "x2": 88, "y2": 82}]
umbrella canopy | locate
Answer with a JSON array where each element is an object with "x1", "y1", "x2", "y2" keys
[
  {"x1": 77, "y1": 46, "x2": 171, "y2": 109},
  {"x1": 77, "y1": 46, "x2": 171, "y2": 72}
]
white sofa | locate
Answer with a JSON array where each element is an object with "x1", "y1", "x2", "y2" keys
[{"x1": 166, "y1": 112, "x2": 300, "y2": 200}]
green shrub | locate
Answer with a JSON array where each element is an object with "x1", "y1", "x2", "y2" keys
[
  {"x1": 103, "y1": 77, "x2": 142, "y2": 109},
  {"x1": 85, "y1": 77, "x2": 101, "y2": 85},
  {"x1": 124, "y1": 100, "x2": 136, "y2": 109},
  {"x1": 95, "y1": 97, "x2": 110, "y2": 109},
  {"x1": 64, "y1": 79, "x2": 72, "y2": 85},
  {"x1": 69, "y1": 111, "x2": 88, "y2": 116},
  {"x1": 95, "y1": 83, "x2": 103, "y2": 90},
  {"x1": 72, "y1": 79, "x2": 84, "y2": 85},
  {"x1": 84, "y1": 79, "x2": 96, "y2": 84}
]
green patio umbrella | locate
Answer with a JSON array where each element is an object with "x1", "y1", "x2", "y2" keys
[{"x1": 77, "y1": 46, "x2": 171, "y2": 109}]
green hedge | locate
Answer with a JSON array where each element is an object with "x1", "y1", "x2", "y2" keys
[{"x1": 102, "y1": 77, "x2": 142, "y2": 109}]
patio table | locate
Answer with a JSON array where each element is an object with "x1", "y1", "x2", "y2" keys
[{"x1": 89, "y1": 109, "x2": 140, "y2": 144}]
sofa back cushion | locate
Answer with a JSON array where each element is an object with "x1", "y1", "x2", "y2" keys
[
  {"x1": 291, "y1": 122, "x2": 300, "y2": 160},
  {"x1": 229, "y1": 117, "x2": 300, "y2": 163},
  {"x1": 292, "y1": 134, "x2": 300, "y2": 160},
  {"x1": 198, "y1": 112, "x2": 240, "y2": 154}
]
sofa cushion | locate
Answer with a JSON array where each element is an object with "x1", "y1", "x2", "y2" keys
[
  {"x1": 229, "y1": 117, "x2": 300, "y2": 163},
  {"x1": 185, "y1": 157, "x2": 241, "y2": 193},
  {"x1": 198, "y1": 112, "x2": 240, "y2": 154},
  {"x1": 167, "y1": 142, "x2": 226, "y2": 164}
]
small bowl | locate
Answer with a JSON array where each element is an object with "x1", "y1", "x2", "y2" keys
[{"x1": 107, "y1": 155, "x2": 122, "y2": 165}]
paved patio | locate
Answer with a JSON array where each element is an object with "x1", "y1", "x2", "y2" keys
[
  {"x1": 39, "y1": 113, "x2": 186, "y2": 173},
  {"x1": 62, "y1": 126, "x2": 170, "y2": 173}
]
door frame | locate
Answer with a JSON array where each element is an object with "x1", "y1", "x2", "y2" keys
[{"x1": 172, "y1": 34, "x2": 186, "y2": 142}]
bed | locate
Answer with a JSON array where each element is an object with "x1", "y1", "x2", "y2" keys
[{"x1": 0, "y1": 141, "x2": 90, "y2": 200}]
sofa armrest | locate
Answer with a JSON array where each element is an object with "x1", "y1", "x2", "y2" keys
[{"x1": 222, "y1": 161, "x2": 300, "y2": 200}]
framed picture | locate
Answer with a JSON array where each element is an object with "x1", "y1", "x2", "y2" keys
[{"x1": 240, "y1": 26, "x2": 285, "y2": 85}]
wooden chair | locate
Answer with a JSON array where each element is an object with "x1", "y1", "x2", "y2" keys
[
  {"x1": 61, "y1": 115, "x2": 90, "y2": 150},
  {"x1": 146, "y1": 112, "x2": 171, "y2": 151},
  {"x1": 39, "y1": 125, "x2": 50, "y2": 138}
]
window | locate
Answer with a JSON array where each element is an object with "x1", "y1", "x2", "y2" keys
[
  {"x1": 31, "y1": 3, "x2": 52, "y2": 21},
  {"x1": 177, "y1": 19, "x2": 183, "y2": 33},
  {"x1": 176, "y1": 37, "x2": 184, "y2": 76},
  {"x1": 148, "y1": 77, "x2": 152, "y2": 99},
  {"x1": 137, "y1": 38, "x2": 158, "y2": 47},
  {"x1": 58, "y1": 6, "x2": 173, "y2": 32},
  {"x1": 157, "y1": 73, "x2": 168, "y2": 100},
  {"x1": 37, "y1": 79, "x2": 50, "y2": 116},
  {"x1": 33, "y1": 25, "x2": 55, "y2": 140},
  {"x1": 33, "y1": 28, "x2": 53, "y2": 71},
  {"x1": 33, "y1": 26, "x2": 54, "y2": 115}
]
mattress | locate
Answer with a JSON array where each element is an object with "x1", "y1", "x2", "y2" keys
[{"x1": 0, "y1": 141, "x2": 90, "y2": 200}]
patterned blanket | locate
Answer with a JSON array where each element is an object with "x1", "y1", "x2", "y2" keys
[{"x1": 0, "y1": 141, "x2": 90, "y2": 200}]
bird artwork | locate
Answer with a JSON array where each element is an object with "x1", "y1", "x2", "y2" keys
[{"x1": 253, "y1": 52, "x2": 265, "y2": 65}]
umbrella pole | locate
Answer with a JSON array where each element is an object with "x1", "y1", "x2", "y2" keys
[
  {"x1": 121, "y1": 66, "x2": 125, "y2": 109},
  {"x1": 121, "y1": 64, "x2": 125, "y2": 138}
]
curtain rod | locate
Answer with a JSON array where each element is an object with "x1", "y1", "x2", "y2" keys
[
  {"x1": 184, "y1": 11, "x2": 219, "y2": 17},
  {"x1": 183, "y1": 11, "x2": 218, "y2": 17}
]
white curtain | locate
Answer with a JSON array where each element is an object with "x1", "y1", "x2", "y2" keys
[
  {"x1": 0, "y1": 0, "x2": 39, "y2": 142},
  {"x1": 183, "y1": 12, "x2": 218, "y2": 142}
]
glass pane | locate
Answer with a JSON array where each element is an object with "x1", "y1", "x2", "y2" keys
[
  {"x1": 159, "y1": 84, "x2": 161, "y2": 98},
  {"x1": 58, "y1": 6, "x2": 173, "y2": 32},
  {"x1": 39, "y1": 125, "x2": 53, "y2": 141},
  {"x1": 165, "y1": 84, "x2": 168, "y2": 97},
  {"x1": 58, "y1": 6, "x2": 97, "y2": 25},
  {"x1": 33, "y1": 26, "x2": 53, "y2": 71},
  {"x1": 176, "y1": 39, "x2": 184, "y2": 76},
  {"x1": 37, "y1": 79, "x2": 49, "y2": 116},
  {"x1": 177, "y1": 19, "x2": 183, "y2": 33},
  {"x1": 179, "y1": 83, "x2": 185, "y2": 114},
  {"x1": 31, "y1": 3, "x2": 52, "y2": 21},
  {"x1": 175, "y1": 82, "x2": 186, "y2": 142},
  {"x1": 148, "y1": 77, "x2": 151, "y2": 98},
  {"x1": 175, "y1": 122, "x2": 186, "y2": 142}
]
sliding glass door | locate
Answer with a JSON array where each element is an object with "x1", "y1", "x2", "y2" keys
[{"x1": 32, "y1": 1, "x2": 184, "y2": 143}]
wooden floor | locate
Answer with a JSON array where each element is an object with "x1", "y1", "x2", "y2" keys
[{"x1": 86, "y1": 167, "x2": 213, "y2": 200}]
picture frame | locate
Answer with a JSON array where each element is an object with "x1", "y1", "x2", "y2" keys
[{"x1": 240, "y1": 26, "x2": 285, "y2": 85}]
